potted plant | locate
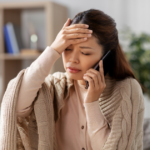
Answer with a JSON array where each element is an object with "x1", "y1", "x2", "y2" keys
[{"x1": 119, "y1": 28, "x2": 150, "y2": 98}]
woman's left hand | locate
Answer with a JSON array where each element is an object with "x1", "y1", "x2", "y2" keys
[{"x1": 83, "y1": 60, "x2": 106, "y2": 103}]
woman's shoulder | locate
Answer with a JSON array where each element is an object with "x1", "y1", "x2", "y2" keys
[
  {"x1": 116, "y1": 77, "x2": 143, "y2": 94},
  {"x1": 116, "y1": 77, "x2": 144, "y2": 111}
]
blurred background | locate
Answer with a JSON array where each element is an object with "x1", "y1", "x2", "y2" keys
[{"x1": 0, "y1": 0, "x2": 150, "y2": 149}]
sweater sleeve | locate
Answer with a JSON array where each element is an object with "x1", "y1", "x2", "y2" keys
[
  {"x1": 16, "y1": 46, "x2": 61, "y2": 117},
  {"x1": 83, "y1": 100, "x2": 111, "y2": 150},
  {"x1": 135, "y1": 91, "x2": 145, "y2": 150},
  {"x1": 136, "y1": 109, "x2": 145, "y2": 150}
]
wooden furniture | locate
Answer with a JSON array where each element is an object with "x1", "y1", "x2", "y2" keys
[{"x1": 0, "y1": 1, "x2": 67, "y2": 104}]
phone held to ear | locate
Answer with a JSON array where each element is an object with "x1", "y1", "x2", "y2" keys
[{"x1": 85, "y1": 50, "x2": 112, "y2": 89}]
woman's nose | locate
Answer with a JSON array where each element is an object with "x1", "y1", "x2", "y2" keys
[{"x1": 68, "y1": 52, "x2": 79, "y2": 63}]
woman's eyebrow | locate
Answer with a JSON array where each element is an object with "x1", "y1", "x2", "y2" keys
[{"x1": 79, "y1": 46, "x2": 94, "y2": 50}]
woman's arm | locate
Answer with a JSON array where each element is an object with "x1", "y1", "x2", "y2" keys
[
  {"x1": 16, "y1": 46, "x2": 61, "y2": 117},
  {"x1": 135, "y1": 108, "x2": 145, "y2": 150},
  {"x1": 132, "y1": 82, "x2": 145, "y2": 150},
  {"x1": 84, "y1": 100, "x2": 111, "y2": 150}
]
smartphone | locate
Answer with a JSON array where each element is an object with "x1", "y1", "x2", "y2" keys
[{"x1": 85, "y1": 50, "x2": 112, "y2": 89}]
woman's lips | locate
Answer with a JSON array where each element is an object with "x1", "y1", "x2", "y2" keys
[{"x1": 67, "y1": 68, "x2": 81, "y2": 73}]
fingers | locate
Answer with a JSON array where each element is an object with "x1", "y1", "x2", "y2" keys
[
  {"x1": 99, "y1": 60, "x2": 106, "y2": 89},
  {"x1": 68, "y1": 38, "x2": 88, "y2": 44},
  {"x1": 63, "y1": 19, "x2": 89, "y2": 30},
  {"x1": 62, "y1": 21, "x2": 92, "y2": 45},
  {"x1": 84, "y1": 62, "x2": 106, "y2": 89},
  {"x1": 65, "y1": 33, "x2": 92, "y2": 40},
  {"x1": 83, "y1": 71, "x2": 99, "y2": 89},
  {"x1": 66, "y1": 33, "x2": 91, "y2": 45},
  {"x1": 62, "y1": 24, "x2": 92, "y2": 40},
  {"x1": 64, "y1": 28, "x2": 92, "y2": 34},
  {"x1": 99, "y1": 60, "x2": 105, "y2": 82},
  {"x1": 83, "y1": 75, "x2": 95, "y2": 89},
  {"x1": 62, "y1": 18, "x2": 71, "y2": 29},
  {"x1": 65, "y1": 23, "x2": 89, "y2": 30}
]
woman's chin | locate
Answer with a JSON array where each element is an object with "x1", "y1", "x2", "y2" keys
[{"x1": 66, "y1": 72, "x2": 83, "y2": 80}]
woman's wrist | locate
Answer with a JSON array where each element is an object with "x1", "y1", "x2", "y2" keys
[
  {"x1": 50, "y1": 46, "x2": 60, "y2": 54},
  {"x1": 50, "y1": 44, "x2": 62, "y2": 55}
]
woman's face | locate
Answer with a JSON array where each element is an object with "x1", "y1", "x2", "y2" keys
[{"x1": 62, "y1": 35, "x2": 103, "y2": 84}]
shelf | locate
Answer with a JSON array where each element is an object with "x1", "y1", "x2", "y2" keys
[
  {"x1": 0, "y1": 1, "x2": 67, "y2": 104},
  {"x1": 0, "y1": 1, "x2": 49, "y2": 9},
  {"x1": 0, "y1": 53, "x2": 41, "y2": 60}
]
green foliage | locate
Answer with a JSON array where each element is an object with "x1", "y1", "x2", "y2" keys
[{"x1": 124, "y1": 32, "x2": 150, "y2": 97}]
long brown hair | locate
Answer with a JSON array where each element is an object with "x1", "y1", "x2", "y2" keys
[{"x1": 70, "y1": 9, "x2": 145, "y2": 90}]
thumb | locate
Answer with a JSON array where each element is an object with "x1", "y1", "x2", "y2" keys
[{"x1": 62, "y1": 18, "x2": 71, "y2": 29}]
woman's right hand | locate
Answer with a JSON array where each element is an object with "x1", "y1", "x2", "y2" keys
[{"x1": 50, "y1": 18, "x2": 93, "y2": 55}]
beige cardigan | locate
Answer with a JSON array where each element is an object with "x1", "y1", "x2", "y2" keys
[{"x1": 0, "y1": 68, "x2": 145, "y2": 150}]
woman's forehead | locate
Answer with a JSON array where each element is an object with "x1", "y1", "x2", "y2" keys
[{"x1": 69, "y1": 36, "x2": 101, "y2": 49}]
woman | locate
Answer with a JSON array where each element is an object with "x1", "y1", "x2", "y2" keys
[{"x1": 2, "y1": 9, "x2": 144, "y2": 150}]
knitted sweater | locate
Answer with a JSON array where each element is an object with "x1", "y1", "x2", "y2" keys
[
  {"x1": 16, "y1": 46, "x2": 111, "y2": 150},
  {"x1": 0, "y1": 50, "x2": 145, "y2": 150}
]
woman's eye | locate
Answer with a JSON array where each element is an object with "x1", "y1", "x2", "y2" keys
[
  {"x1": 65, "y1": 49, "x2": 90, "y2": 55},
  {"x1": 65, "y1": 49, "x2": 71, "y2": 51},
  {"x1": 81, "y1": 52, "x2": 90, "y2": 55}
]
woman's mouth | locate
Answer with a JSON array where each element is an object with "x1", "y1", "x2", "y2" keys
[{"x1": 67, "y1": 67, "x2": 81, "y2": 73}]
